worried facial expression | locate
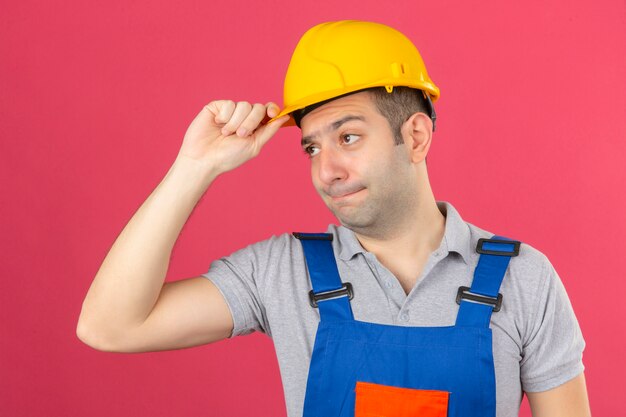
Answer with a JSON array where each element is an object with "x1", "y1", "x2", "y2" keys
[{"x1": 300, "y1": 92, "x2": 418, "y2": 236}]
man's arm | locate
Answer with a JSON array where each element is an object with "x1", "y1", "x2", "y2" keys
[
  {"x1": 76, "y1": 101, "x2": 289, "y2": 353},
  {"x1": 527, "y1": 373, "x2": 591, "y2": 417}
]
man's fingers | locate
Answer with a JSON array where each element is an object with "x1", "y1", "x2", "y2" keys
[
  {"x1": 213, "y1": 100, "x2": 236, "y2": 124},
  {"x1": 218, "y1": 102, "x2": 283, "y2": 137},
  {"x1": 222, "y1": 101, "x2": 257, "y2": 135},
  {"x1": 265, "y1": 102, "x2": 281, "y2": 119},
  {"x1": 253, "y1": 115, "x2": 290, "y2": 149},
  {"x1": 204, "y1": 100, "x2": 286, "y2": 140},
  {"x1": 235, "y1": 103, "x2": 267, "y2": 137}
]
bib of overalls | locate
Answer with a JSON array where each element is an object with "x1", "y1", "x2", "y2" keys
[{"x1": 295, "y1": 232, "x2": 519, "y2": 417}]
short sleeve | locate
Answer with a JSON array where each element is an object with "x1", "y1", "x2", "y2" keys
[
  {"x1": 520, "y1": 258, "x2": 586, "y2": 392},
  {"x1": 201, "y1": 238, "x2": 278, "y2": 338}
]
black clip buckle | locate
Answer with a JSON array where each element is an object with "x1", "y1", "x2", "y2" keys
[
  {"x1": 293, "y1": 232, "x2": 333, "y2": 241},
  {"x1": 456, "y1": 286, "x2": 502, "y2": 312},
  {"x1": 309, "y1": 282, "x2": 354, "y2": 308},
  {"x1": 476, "y1": 238, "x2": 520, "y2": 257}
]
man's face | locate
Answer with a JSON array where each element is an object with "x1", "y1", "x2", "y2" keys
[{"x1": 300, "y1": 92, "x2": 418, "y2": 237}]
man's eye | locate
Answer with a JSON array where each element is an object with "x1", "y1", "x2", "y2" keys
[
  {"x1": 303, "y1": 146, "x2": 320, "y2": 157},
  {"x1": 342, "y1": 134, "x2": 360, "y2": 144}
]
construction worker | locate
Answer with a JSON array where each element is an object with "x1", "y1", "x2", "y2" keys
[{"x1": 77, "y1": 20, "x2": 590, "y2": 417}]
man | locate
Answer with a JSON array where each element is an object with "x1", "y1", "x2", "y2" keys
[{"x1": 77, "y1": 20, "x2": 590, "y2": 417}]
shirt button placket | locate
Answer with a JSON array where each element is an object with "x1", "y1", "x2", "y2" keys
[{"x1": 401, "y1": 311, "x2": 410, "y2": 322}]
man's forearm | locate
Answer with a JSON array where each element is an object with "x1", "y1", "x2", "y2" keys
[{"x1": 77, "y1": 156, "x2": 218, "y2": 345}]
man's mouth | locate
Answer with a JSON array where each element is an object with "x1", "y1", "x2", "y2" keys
[{"x1": 329, "y1": 188, "x2": 365, "y2": 201}]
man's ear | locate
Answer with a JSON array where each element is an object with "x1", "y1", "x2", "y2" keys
[{"x1": 401, "y1": 112, "x2": 433, "y2": 164}]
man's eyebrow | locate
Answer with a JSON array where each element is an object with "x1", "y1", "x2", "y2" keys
[{"x1": 300, "y1": 115, "x2": 366, "y2": 147}]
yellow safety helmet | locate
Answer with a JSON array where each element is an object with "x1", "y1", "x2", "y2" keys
[{"x1": 272, "y1": 20, "x2": 440, "y2": 128}]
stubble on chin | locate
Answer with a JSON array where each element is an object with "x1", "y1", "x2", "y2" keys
[
  {"x1": 328, "y1": 197, "x2": 380, "y2": 234},
  {"x1": 330, "y1": 187, "x2": 415, "y2": 240}
]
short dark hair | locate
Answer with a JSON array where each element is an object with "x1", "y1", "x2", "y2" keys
[
  {"x1": 367, "y1": 87, "x2": 431, "y2": 145},
  {"x1": 294, "y1": 86, "x2": 434, "y2": 146}
]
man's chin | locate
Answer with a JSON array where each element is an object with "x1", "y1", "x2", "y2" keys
[{"x1": 333, "y1": 210, "x2": 374, "y2": 232}]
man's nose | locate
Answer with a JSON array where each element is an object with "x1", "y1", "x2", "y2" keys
[{"x1": 316, "y1": 146, "x2": 348, "y2": 185}]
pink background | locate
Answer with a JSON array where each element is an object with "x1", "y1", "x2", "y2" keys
[{"x1": 2, "y1": 0, "x2": 625, "y2": 415}]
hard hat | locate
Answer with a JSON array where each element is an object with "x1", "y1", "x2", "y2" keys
[{"x1": 271, "y1": 20, "x2": 440, "y2": 127}]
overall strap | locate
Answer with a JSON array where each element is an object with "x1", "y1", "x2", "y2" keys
[
  {"x1": 294, "y1": 232, "x2": 354, "y2": 322},
  {"x1": 455, "y1": 235, "x2": 520, "y2": 328}
]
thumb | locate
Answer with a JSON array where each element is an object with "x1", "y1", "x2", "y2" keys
[{"x1": 253, "y1": 115, "x2": 291, "y2": 148}]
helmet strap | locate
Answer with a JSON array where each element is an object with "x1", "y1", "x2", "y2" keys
[{"x1": 423, "y1": 91, "x2": 437, "y2": 132}]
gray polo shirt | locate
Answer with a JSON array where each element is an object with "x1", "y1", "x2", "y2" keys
[{"x1": 203, "y1": 201, "x2": 585, "y2": 417}]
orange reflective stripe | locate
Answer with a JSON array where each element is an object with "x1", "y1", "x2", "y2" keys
[{"x1": 355, "y1": 381, "x2": 449, "y2": 417}]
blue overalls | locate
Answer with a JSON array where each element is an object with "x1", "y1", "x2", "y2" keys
[{"x1": 293, "y1": 232, "x2": 520, "y2": 417}]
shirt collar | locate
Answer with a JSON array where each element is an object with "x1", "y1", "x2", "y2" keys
[{"x1": 331, "y1": 201, "x2": 472, "y2": 264}]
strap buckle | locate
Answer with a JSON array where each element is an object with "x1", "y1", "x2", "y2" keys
[
  {"x1": 293, "y1": 232, "x2": 333, "y2": 241},
  {"x1": 456, "y1": 286, "x2": 502, "y2": 312},
  {"x1": 476, "y1": 238, "x2": 520, "y2": 257},
  {"x1": 309, "y1": 282, "x2": 354, "y2": 308}
]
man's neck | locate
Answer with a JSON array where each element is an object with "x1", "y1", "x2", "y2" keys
[{"x1": 354, "y1": 199, "x2": 446, "y2": 266}]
